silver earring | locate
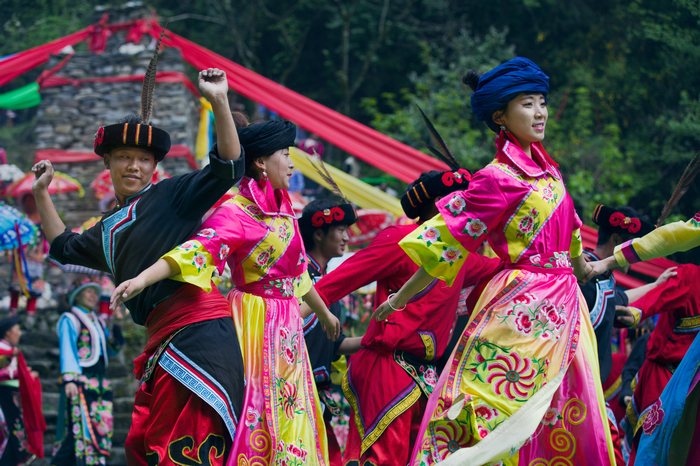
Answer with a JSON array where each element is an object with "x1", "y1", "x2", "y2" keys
[
  {"x1": 263, "y1": 170, "x2": 268, "y2": 178},
  {"x1": 500, "y1": 125, "x2": 507, "y2": 132}
]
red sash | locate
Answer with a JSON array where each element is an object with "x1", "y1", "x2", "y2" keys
[
  {"x1": 0, "y1": 349, "x2": 46, "y2": 458},
  {"x1": 133, "y1": 284, "x2": 231, "y2": 380}
]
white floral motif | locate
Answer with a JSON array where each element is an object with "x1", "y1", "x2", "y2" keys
[
  {"x1": 439, "y1": 246, "x2": 463, "y2": 265},
  {"x1": 196, "y1": 228, "x2": 217, "y2": 239},
  {"x1": 463, "y1": 217, "x2": 487, "y2": 240},
  {"x1": 218, "y1": 244, "x2": 230, "y2": 262},
  {"x1": 192, "y1": 251, "x2": 208, "y2": 273},
  {"x1": 418, "y1": 226, "x2": 441, "y2": 246},
  {"x1": 446, "y1": 195, "x2": 467, "y2": 217}
]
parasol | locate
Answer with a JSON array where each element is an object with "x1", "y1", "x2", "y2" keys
[
  {"x1": 90, "y1": 167, "x2": 171, "y2": 200},
  {"x1": 0, "y1": 203, "x2": 38, "y2": 251},
  {"x1": 347, "y1": 209, "x2": 394, "y2": 247},
  {"x1": 3, "y1": 171, "x2": 84, "y2": 198},
  {"x1": 0, "y1": 164, "x2": 25, "y2": 185}
]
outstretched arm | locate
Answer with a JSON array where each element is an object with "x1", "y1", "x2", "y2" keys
[
  {"x1": 31, "y1": 160, "x2": 66, "y2": 243},
  {"x1": 372, "y1": 266, "x2": 434, "y2": 321},
  {"x1": 624, "y1": 267, "x2": 678, "y2": 303},
  {"x1": 110, "y1": 258, "x2": 180, "y2": 310},
  {"x1": 199, "y1": 69, "x2": 240, "y2": 162},
  {"x1": 303, "y1": 286, "x2": 340, "y2": 340}
]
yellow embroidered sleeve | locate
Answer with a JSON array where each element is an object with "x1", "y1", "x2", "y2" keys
[
  {"x1": 570, "y1": 228, "x2": 583, "y2": 258},
  {"x1": 399, "y1": 213, "x2": 469, "y2": 287},
  {"x1": 294, "y1": 272, "x2": 313, "y2": 300},
  {"x1": 162, "y1": 240, "x2": 217, "y2": 292},
  {"x1": 614, "y1": 221, "x2": 700, "y2": 266}
]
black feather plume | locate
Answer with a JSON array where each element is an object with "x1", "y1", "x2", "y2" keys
[
  {"x1": 141, "y1": 26, "x2": 166, "y2": 125},
  {"x1": 305, "y1": 151, "x2": 348, "y2": 203},
  {"x1": 658, "y1": 151, "x2": 700, "y2": 225},
  {"x1": 417, "y1": 105, "x2": 461, "y2": 171}
]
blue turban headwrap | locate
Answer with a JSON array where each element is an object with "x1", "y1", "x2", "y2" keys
[{"x1": 470, "y1": 57, "x2": 549, "y2": 133}]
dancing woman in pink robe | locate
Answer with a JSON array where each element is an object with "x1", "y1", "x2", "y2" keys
[{"x1": 374, "y1": 58, "x2": 615, "y2": 465}]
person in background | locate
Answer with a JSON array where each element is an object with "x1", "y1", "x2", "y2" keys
[
  {"x1": 580, "y1": 205, "x2": 672, "y2": 383},
  {"x1": 298, "y1": 134, "x2": 325, "y2": 198},
  {"x1": 299, "y1": 199, "x2": 363, "y2": 465},
  {"x1": 0, "y1": 316, "x2": 44, "y2": 465},
  {"x1": 52, "y1": 277, "x2": 124, "y2": 466}
]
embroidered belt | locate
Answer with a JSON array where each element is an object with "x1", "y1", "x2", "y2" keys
[
  {"x1": 506, "y1": 250, "x2": 573, "y2": 275},
  {"x1": 674, "y1": 315, "x2": 700, "y2": 334},
  {"x1": 236, "y1": 277, "x2": 296, "y2": 300}
]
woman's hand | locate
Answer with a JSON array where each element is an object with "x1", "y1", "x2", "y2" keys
[
  {"x1": 580, "y1": 255, "x2": 618, "y2": 283},
  {"x1": 372, "y1": 294, "x2": 406, "y2": 321},
  {"x1": 31, "y1": 160, "x2": 54, "y2": 193},
  {"x1": 65, "y1": 382, "x2": 78, "y2": 398},
  {"x1": 317, "y1": 308, "x2": 340, "y2": 340},
  {"x1": 654, "y1": 267, "x2": 678, "y2": 286},
  {"x1": 199, "y1": 68, "x2": 228, "y2": 101},
  {"x1": 110, "y1": 276, "x2": 147, "y2": 311}
]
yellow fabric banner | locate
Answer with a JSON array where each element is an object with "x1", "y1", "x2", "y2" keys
[{"x1": 289, "y1": 147, "x2": 404, "y2": 217}]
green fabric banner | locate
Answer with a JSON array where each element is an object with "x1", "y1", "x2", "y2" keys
[{"x1": 0, "y1": 82, "x2": 41, "y2": 110}]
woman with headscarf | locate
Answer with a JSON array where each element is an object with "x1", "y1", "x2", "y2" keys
[
  {"x1": 111, "y1": 119, "x2": 340, "y2": 465},
  {"x1": 372, "y1": 57, "x2": 615, "y2": 465}
]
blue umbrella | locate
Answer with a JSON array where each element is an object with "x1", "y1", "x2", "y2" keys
[{"x1": 0, "y1": 202, "x2": 38, "y2": 251}]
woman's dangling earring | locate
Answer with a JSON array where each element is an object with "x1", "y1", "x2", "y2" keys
[
  {"x1": 500, "y1": 125, "x2": 507, "y2": 132},
  {"x1": 263, "y1": 170, "x2": 268, "y2": 180}
]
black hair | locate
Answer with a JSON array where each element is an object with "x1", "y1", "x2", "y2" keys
[
  {"x1": 462, "y1": 70, "x2": 482, "y2": 92},
  {"x1": 596, "y1": 206, "x2": 650, "y2": 247},
  {"x1": 117, "y1": 114, "x2": 146, "y2": 125},
  {"x1": 406, "y1": 170, "x2": 441, "y2": 220},
  {"x1": 301, "y1": 199, "x2": 338, "y2": 250},
  {"x1": 232, "y1": 111, "x2": 250, "y2": 130}
]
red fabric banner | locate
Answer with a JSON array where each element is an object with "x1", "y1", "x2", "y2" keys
[
  {"x1": 0, "y1": 28, "x2": 93, "y2": 88},
  {"x1": 34, "y1": 144, "x2": 198, "y2": 170},
  {"x1": 38, "y1": 70, "x2": 201, "y2": 98},
  {"x1": 143, "y1": 22, "x2": 448, "y2": 183}
]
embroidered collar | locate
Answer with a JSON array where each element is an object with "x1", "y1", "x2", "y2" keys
[
  {"x1": 306, "y1": 253, "x2": 324, "y2": 275},
  {"x1": 0, "y1": 340, "x2": 12, "y2": 351},
  {"x1": 238, "y1": 177, "x2": 295, "y2": 218},
  {"x1": 119, "y1": 183, "x2": 152, "y2": 208},
  {"x1": 495, "y1": 132, "x2": 560, "y2": 180}
]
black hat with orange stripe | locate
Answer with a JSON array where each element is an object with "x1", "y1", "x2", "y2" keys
[
  {"x1": 93, "y1": 29, "x2": 171, "y2": 162},
  {"x1": 401, "y1": 107, "x2": 472, "y2": 219}
]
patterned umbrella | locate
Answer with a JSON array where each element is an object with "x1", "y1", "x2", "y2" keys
[
  {"x1": 0, "y1": 202, "x2": 38, "y2": 251},
  {"x1": 3, "y1": 171, "x2": 84, "y2": 198},
  {"x1": 347, "y1": 209, "x2": 395, "y2": 247},
  {"x1": 90, "y1": 168, "x2": 171, "y2": 200}
]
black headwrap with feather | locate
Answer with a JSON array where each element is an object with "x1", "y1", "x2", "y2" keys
[
  {"x1": 239, "y1": 120, "x2": 297, "y2": 164},
  {"x1": 93, "y1": 27, "x2": 171, "y2": 161},
  {"x1": 400, "y1": 107, "x2": 472, "y2": 219}
]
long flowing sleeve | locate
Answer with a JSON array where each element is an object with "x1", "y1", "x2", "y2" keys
[
  {"x1": 614, "y1": 214, "x2": 700, "y2": 266},
  {"x1": 399, "y1": 170, "x2": 507, "y2": 286},
  {"x1": 162, "y1": 204, "x2": 245, "y2": 292},
  {"x1": 58, "y1": 316, "x2": 81, "y2": 379}
]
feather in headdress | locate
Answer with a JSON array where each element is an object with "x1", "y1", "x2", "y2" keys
[
  {"x1": 657, "y1": 150, "x2": 700, "y2": 226},
  {"x1": 417, "y1": 105, "x2": 461, "y2": 171},
  {"x1": 140, "y1": 26, "x2": 166, "y2": 125},
  {"x1": 305, "y1": 151, "x2": 348, "y2": 203}
]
